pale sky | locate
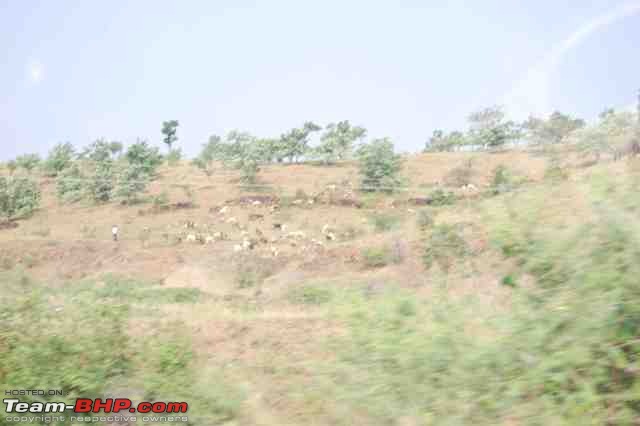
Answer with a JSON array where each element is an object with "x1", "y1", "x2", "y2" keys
[{"x1": 1, "y1": 0, "x2": 639, "y2": 159}]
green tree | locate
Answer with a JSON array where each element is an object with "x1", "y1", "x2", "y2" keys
[
  {"x1": 522, "y1": 111, "x2": 585, "y2": 145},
  {"x1": 279, "y1": 122, "x2": 322, "y2": 163},
  {"x1": 570, "y1": 109, "x2": 636, "y2": 162},
  {"x1": 223, "y1": 131, "x2": 261, "y2": 183},
  {"x1": 356, "y1": 137, "x2": 404, "y2": 192},
  {"x1": 424, "y1": 130, "x2": 468, "y2": 152},
  {"x1": 255, "y1": 138, "x2": 281, "y2": 163},
  {"x1": 15, "y1": 154, "x2": 41, "y2": 173},
  {"x1": 109, "y1": 141, "x2": 124, "y2": 158},
  {"x1": 467, "y1": 106, "x2": 520, "y2": 149},
  {"x1": 81, "y1": 139, "x2": 117, "y2": 163},
  {"x1": 125, "y1": 139, "x2": 163, "y2": 175},
  {"x1": 43, "y1": 142, "x2": 75, "y2": 177},
  {"x1": 192, "y1": 135, "x2": 224, "y2": 177},
  {"x1": 316, "y1": 121, "x2": 366, "y2": 164},
  {"x1": 0, "y1": 176, "x2": 41, "y2": 221},
  {"x1": 56, "y1": 163, "x2": 85, "y2": 204},
  {"x1": 116, "y1": 164, "x2": 149, "y2": 204},
  {"x1": 161, "y1": 120, "x2": 179, "y2": 152},
  {"x1": 88, "y1": 162, "x2": 115, "y2": 203}
]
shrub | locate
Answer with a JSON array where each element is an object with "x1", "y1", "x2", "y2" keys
[
  {"x1": 544, "y1": 156, "x2": 569, "y2": 181},
  {"x1": 501, "y1": 274, "x2": 517, "y2": 287},
  {"x1": 152, "y1": 191, "x2": 170, "y2": 208},
  {"x1": 56, "y1": 164, "x2": 85, "y2": 203},
  {"x1": 81, "y1": 139, "x2": 118, "y2": 163},
  {"x1": 87, "y1": 162, "x2": 114, "y2": 203},
  {"x1": 490, "y1": 165, "x2": 522, "y2": 195},
  {"x1": 288, "y1": 285, "x2": 333, "y2": 305},
  {"x1": 116, "y1": 164, "x2": 150, "y2": 204},
  {"x1": 369, "y1": 212, "x2": 402, "y2": 232},
  {"x1": 362, "y1": 246, "x2": 392, "y2": 268},
  {"x1": 428, "y1": 188, "x2": 456, "y2": 206},
  {"x1": 0, "y1": 176, "x2": 41, "y2": 221},
  {"x1": 125, "y1": 140, "x2": 163, "y2": 176},
  {"x1": 356, "y1": 138, "x2": 404, "y2": 192},
  {"x1": 192, "y1": 135, "x2": 224, "y2": 177},
  {"x1": 166, "y1": 148, "x2": 182, "y2": 166},
  {"x1": 422, "y1": 223, "x2": 468, "y2": 272},
  {"x1": 444, "y1": 158, "x2": 475, "y2": 186},
  {"x1": 234, "y1": 254, "x2": 276, "y2": 289},
  {"x1": 15, "y1": 154, "x2": 41, "y2": 173},
  {"x1": 417, "y1": 209, "x2": 434, "y2": 230},
  {"x1": 362, "y1": 245, "x2": 406, "y2": 268},
  {"x1": 42, "y1": 142, "x2": 75, "y2": 177}
]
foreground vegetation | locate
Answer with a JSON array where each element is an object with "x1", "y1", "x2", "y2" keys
[{"x1": 0, "y1": 271, "x2": 241, "y2": 425}]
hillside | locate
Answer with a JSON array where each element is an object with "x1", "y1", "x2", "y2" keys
[{"x1": 1, "y1": 150, "x2": 639, "y2": 426}]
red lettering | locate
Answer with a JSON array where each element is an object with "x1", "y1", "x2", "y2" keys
[
  {"x1": 137, "y1": 402, "x2": 151, "y2": 413},
  {"x1": 152, "y1": 402, "x2": 166, "y2": 413},
  {"x1": 166, "y1": 402, "x2": 188, "y2": 413},
  {"x1": 112, "y1": 399, "x2": 132, "y2": 413},
  {"x1": 91, "y1": 398, "x2": 113, "y2": 413},
  {"x1": 74, "y1": 399, "x2": 93, "y2": 413}
]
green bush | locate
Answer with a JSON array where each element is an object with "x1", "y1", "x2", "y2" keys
[
  {"x1": 361, "y1": 246, "x2": 392, "y2": 268},
  {"x1": 87, "y1": 162, "x2": 114, "y2": 203},
  {"x1": 428, "y1": 188, "x2": 456, "y2": 206},
  {"x1": 116, "y1": 163, "x2": 150, "y2": 204},
  {"x1": 42, "y1": 142, "x2": 75, "y2": 177},
  {"x1": 288, "y1": 285, "x2": 333, "y2": 305},
  {"x1": 55, "y1": 164, "x2": 85, "y2": 204},
  {"x1": 0, "y1": 176, "x2": 41, "y2": 221},
  {"x1": 15, "y1": 154, "x2": 41, "y2": 173},
  {"x1": 356, "y1": 138, "x2": 404, "y2": 192},
  {"x1": 501, "y1": 274, "x2": 517, "y2": 287},
  {"x1": 0, "y1": 271, "x2": 238, "y2": 424},
  {"x1": 368, "y1": 212, "x2": 402, "y2": 232},
  {"x1": 422, "y1": 223, "x2": 468, "y2": 272},
  {"x1": 125, "y1": 140, "x2": 163, "y2": 176}
]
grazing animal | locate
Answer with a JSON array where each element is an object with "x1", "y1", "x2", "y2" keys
[
  {"x1": 273, "y1": 223, "x2": 283, "y2": 230},
  {"x1": 249, "y1": 213, "x2": 264, "y2": 221},
  {"x1": 286, "y1": 231, "x2": 306, "y2": 239},
  {"x1": 185, "y1": 234, "x2": 197, "y2": 242}
]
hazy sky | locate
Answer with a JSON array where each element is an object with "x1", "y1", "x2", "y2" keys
[{"x1": 2, "y1": 0, "x2": 639, "y2": 159}]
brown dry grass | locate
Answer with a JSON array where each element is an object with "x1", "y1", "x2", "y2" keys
[{"x1": 0, "y1": 150, "x2": 564, "y2": 425}]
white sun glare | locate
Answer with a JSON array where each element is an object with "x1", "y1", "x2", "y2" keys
[{"x1": 27, "y1": 61, "x2": 44, "y2": 84}]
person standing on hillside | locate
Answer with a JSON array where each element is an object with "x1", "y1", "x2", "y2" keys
[{"x1": 112, "y1": 225, "x2": 119, "y2": 241}]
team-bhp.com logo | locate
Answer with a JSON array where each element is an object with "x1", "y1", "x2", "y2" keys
[{"x1": 3, "y1": 397, "x2": 189, "y2": 423}]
